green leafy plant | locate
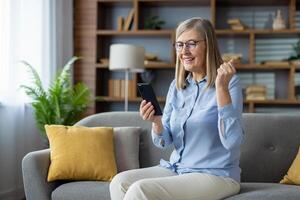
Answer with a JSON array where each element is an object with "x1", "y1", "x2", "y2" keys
[
  {"x1": 20, "y1": 56, "x2": 91, "y2": 137},
  {"x1": 288, "y1": 40, "x2": 300, "y2": 60},
  {"x1": 144, "y1": 16, "x2": 165, "y2": 30}
]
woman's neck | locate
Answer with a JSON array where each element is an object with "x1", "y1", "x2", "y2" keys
[{"x1": 192, "y1": 71, "x2": 206, "y2": 82}]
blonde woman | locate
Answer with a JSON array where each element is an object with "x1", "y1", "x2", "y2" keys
[{"x1": 110, "y1": 17, "x2": 244, "y2": 200}]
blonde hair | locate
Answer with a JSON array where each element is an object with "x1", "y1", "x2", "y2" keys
[{"x1": 175, "y1": 18, "x2": 223, "y2": 90}]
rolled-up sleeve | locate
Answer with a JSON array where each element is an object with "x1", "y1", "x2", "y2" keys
[
  {"x1": 218, "y1": 75, "x2": 244, "y2": 150},
  {"x1": 152, "y1": 80, "x2": 175, "y2": 149}
]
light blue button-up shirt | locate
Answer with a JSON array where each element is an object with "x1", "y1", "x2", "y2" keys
[{"x1": 152, "y1": 73, "x2": 244, "y2": 182}]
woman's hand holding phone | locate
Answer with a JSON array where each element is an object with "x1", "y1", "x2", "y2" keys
[
  {"x1": 139, "y1": 100, "x2": 163, "y2": 135},
  {"x1": 139, "y1": 100, "x2": 160, "y2": 123}
]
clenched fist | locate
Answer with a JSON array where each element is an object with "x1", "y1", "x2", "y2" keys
[{"x1": 216, "y1": 59, "x2": 237, "y2": 90}]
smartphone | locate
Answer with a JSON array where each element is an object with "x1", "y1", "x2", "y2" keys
[{"x1": 137, "y1": 83, "x2": 162, "y2": 116}]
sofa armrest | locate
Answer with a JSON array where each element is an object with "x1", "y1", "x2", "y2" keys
[{"x1": 22, "y1": 149, "x2": 61, "y2": 200}]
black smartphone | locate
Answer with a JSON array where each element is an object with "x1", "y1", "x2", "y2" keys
[{"x1": 137, "y1": 83, "x2": 162, "y2": 116}]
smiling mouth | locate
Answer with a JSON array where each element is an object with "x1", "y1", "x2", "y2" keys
[{"x1": 183, "y1": 57, "x2": 195, "y2": 63}]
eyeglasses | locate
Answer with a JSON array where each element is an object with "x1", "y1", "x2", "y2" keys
[{"x1": 174, "y1": 39, "x2": 205, "y2": 52}]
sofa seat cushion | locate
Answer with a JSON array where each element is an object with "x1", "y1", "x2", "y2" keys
[
  {"x1": 52, "y1": 181, "x2": 110, "y2": 200},
  {"x1": 225, "y1": 182, "x2": 300, "y2": 200}
]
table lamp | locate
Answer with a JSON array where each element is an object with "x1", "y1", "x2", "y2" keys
[{"x1": 109, "y1": 44, "x2": 145, "y2": 111}]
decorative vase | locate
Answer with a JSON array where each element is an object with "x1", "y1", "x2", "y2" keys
[{"x1": 272, "y1": 10, "x2": 286, "y2": 30}]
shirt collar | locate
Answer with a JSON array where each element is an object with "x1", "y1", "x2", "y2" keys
[{"x1": 186, "y1": 73, "x2": 207, "y2": 85}]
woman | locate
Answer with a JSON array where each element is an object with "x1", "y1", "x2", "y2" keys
[{"x1": 110, "y1": 17, "x2": 244, "y2": 200}]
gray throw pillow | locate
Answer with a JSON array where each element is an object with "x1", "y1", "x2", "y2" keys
[{"x1": 113, "y1": 127, "x2": 141, "y2": 172}]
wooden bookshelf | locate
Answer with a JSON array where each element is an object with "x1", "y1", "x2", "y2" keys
[{"x1": 74, "y1": 0, "x2": 300, "y2": 113}]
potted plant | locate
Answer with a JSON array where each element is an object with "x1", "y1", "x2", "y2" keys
[
  {"x1": 144, "y1": 15, "x2": 165, "y2": 30},
  {"x1": 20, "y1": 56, "x2": 91, "y2": 140}
]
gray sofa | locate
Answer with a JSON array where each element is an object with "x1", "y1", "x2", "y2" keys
[{"x1": 22, "y1": 112, "x2": 300, "y2": 200}]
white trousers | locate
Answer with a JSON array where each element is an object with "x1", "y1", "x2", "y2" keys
[{"x1": 109, "y1": 166, "x2": 240, "y2": 200}]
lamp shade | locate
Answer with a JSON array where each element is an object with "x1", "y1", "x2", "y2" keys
[{"x1": 109, "y1": 44, "x2": 145, "y2": 72}]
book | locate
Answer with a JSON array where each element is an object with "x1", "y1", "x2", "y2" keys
[
  {"x1": 119, "y1": 79, "x2": 135, "y2": 98},
  {"x1": 108, "y1": 79, "x2": 114, "y2": 97},
  {"x1": 130, "y1": 79, "x2": 137, "y2": 99},
  {"x1": 227, "y1": 18, "x2": 241, "y2": 25},
  {"x1": 231, "y1": 25, "x2": 245, "y2": 30},
  {"x1": 128, "y1": 80, "x2": 133, "y2": 98},
  {"x1": 123, "y1": 9, "x2": 134, "y2": 31},
  {"x1": 100, "y1": 58, "x2": 109, "y2": 65},
  {"x1": 113, "y1": 79, "x2": 121, "y2": 97},
  {"x1": 246, "y1": 85, "x2": 267, "y2": 94},
  {"x1": 120, "y1": 79, "x2": 125, "y2": 98},
  {"x1": 246, "y1": 95, "x2": 267, "y2": 100},
  {"x1": 117, "y1": 16, "x2": 124, "y2": 31}
]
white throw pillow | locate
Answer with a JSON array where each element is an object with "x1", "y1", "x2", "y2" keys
[{"x1": 113, "y1": 127, "x2": 141, "y2": 172}]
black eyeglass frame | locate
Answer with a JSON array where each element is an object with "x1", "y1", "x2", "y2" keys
[{"x1": 174, "y1": 39, "x2": 205, "y2": 52}]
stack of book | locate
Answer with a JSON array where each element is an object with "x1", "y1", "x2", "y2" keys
[
  {"x1": 246, "y1": 85, "x2": 267, "y2": 100},
  {"x1": 109, "y1": 79, "x2": 135, "y2": 98},
  {"x1": 227, "y1": 18, "x2": 246, "y2": 30}
]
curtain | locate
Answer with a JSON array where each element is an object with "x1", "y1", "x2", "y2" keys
[{"x1": 0, "y1": 0, "x2": 73, "y2": 199}]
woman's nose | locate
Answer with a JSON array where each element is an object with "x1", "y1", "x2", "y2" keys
[{"x1": 182, "y1": 48, "x2": 192, "y2": 54}]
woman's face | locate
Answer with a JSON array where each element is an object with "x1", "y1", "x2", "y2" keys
[{"x1": 176, "y1": 29, "x2": 206, "y2": 74}]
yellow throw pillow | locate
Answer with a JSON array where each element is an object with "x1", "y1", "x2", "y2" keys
[
  {"x1": 280, "y1": 147, "x2": 300, "y2": 185},
  {"x1": 45, "y1": 125, "x2": 117, "y2": 182}
]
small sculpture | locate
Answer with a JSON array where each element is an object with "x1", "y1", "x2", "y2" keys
[{"x1": 272, "y1": 10, "x2": 286, "y2": 30}]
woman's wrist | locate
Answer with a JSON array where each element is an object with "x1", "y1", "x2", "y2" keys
[
  {"x1": 152, "y1": 120, "x2": 163, "y2": 135},
  {"x1": 216, "y1": 86, "x2": 231, "y2": 107}
]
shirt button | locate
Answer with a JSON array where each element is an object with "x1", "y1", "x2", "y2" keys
[{"x1": 160, "y1": 139, "x2": 165, "y2": 147}]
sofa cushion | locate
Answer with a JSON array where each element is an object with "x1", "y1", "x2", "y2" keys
[
  {"x1": 240, "y1": 114, "x2": 300, "y2": 183},
  {"x1": 225, "y1": 182, "x2": 300, "y2": 200},
  {"x1": 46, "y1": 125, "x2": 117, "y2": 182},
  {"x1": 280, "y1": 147, "x2": 300, "y2": 185},
  {"x1": 113, "y1": 127, "x2": 140, "y2": 172},
  {"x1": 52, "y1": 181, "x2": 110, "y2": 200}
]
